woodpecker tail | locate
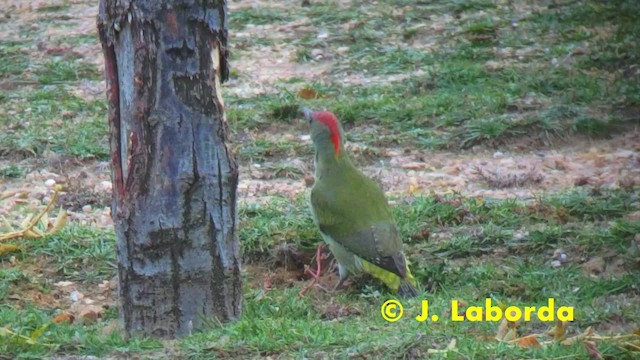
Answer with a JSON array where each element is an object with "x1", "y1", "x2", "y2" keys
[{"x1": 399, "y1": 278, "x2": 419, "y2": 297}]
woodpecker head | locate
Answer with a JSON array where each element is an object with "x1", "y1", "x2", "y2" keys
[{"x1": 303, "y1": 108, "x2": 343, "y2": 156}]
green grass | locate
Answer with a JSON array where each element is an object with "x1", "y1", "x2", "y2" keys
[
  {"x1": 2, "y1": 0, "x2": 635, "y2": 160},
  {"x1": 2, "y1": 0, "x2": 640, "y2": 358},
  {"x1": 0, "y1": 87, "x2": 109, "y2": 159},
  {"x1": 2, "y1": 189, "x2": 638, "y2": 358},
  {"x1": 221, "y1": 0, "x2": 640, "y2": 151},
  {"x1": 0, "y1": 41, "x2": 32, "y2": 79}
]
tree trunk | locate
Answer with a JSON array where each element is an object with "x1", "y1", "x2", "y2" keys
[{"x1": 97, "y1": 0, "x2": 241, "y2": 338}]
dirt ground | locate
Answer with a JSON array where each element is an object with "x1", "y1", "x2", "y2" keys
[
  {"x1": 2, "y1": 1, "x2": 639, "y2": 229},
  {"x1": 0, "y1": 2, "x2": 639, "y2": 355}
]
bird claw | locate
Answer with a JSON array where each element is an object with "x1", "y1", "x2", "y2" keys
[{"x1": 298, "y1": 244, "x2": 327, "y2": 296}]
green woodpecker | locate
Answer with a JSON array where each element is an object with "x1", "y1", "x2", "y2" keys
[{"x1": 303, "y1": 108, "x2": 419, "y2": 297}]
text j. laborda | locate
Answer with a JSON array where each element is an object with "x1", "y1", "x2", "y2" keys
[{"x1": 380, "y1": 298, "x2": 574, "y2": 323}]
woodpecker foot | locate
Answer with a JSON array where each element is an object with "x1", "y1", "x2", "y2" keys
[
  {"x1": 333, "y1": 276, "x2": 347, "y2": 291},
  {"x1": 305, "y1": 243, "x2": 326, "y2": 279},
  {"x1": 298, "y1": 244, "x2": 327, "y2": 296}
]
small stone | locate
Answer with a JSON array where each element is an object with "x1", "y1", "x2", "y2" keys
[
  {"x1": 102, "y1": 319, "x2": 119, "y2": 336},
  {"x1": 45, "y1": 179, "x2": 56, "y2": 187},
  {"x1": 512, "y1": 230, "x2": 527, "y2": 241},
  {"x1": 582, "y1": 256, "x2": 605, "y2": 275},
  {"x1": 82, "y1": 205, "x2": 92, "y2": 213},
  {"x1": 310, "y1": 49, "x2": 323, "y2": 58},
  {"x1": 493, "y1": 151, "x2": 504, "y2": 158},
  {"x1": 70, "y1": 290, "x2": 84, "y2": 302},
  {"x1": 551, "y1": 260, "x2": 562, "y2": 268},
  {"x1": 485, "y1": 61, "x2": 502, "y2": 71},
  {"x1": 97, "y1": 181, "x2": 112, "y2": 192},
  {"x1": 78, "y1": 305, "x2": 103, "y2": 324},
  {"x1": 560, "y1": 252, "x2": 568, "y2": 263},
  {"x1": 401, "y1": 162, "x2": 426, "y2": 170},
  {"x1": 336, "y1": 46, "x2": 349, "y2": 55},
  {"x1": 615, "y1": 150, "x2": 635, "y2": 159},
  {"x1": 304, "y1": 175, "x2": 315, "y2": 187}
]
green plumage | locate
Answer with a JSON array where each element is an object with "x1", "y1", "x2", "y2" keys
[{"x1": 304, "y1": 109, "x2": 418, "y2": 296}]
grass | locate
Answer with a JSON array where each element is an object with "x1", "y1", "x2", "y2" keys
[
  {"x1": 0, "y1": 87, "x2": 109, "y2": 159},
  {"x1": 1, "y1": 0, "x2": 640, "y2": 358},
  {"x1": 3, "y1": 0, "x2": 636, "y2": 159},
  {"x1": 2, "y1": 189, "x2": 639, "y2": 358},
  {"x1": 223, "y1": 0, "x2": 639, "y2": 151}
]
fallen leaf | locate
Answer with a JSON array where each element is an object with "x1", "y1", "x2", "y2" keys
[
  {"x1": 102, "y1": 319, "x2": 119, "y2": 336},
  {"x1": 584, "y1": 340, "x2": 603, "y2": 359},
  {"x1": 48, "y1": 207, "x2": 67, "y2": 235},
  {"x1": 76, "y1": 305, "x2": 104, "y2": 324},
  {"x1": 446, "y1": 338, "x2": 457, "y2": 350},
  {"x1": 0, "y1": 244, "x2": 20, "y2": 256},
  {"x1": 561, "y1": 326, "x2": 595, "y2": 346},
  {"x1": 513, "y1": 334, "x2": 542, "y2": 348},
  {"x1": 427, "y1": 338, "x2": 457, "y2": 354},
  {"x1": 582, "y1": 257, "x2": 605, "y2": 276},
  {"x1": 53, "y1": 312, "x2": 75, "y2": 324},
  {"x1": 408, "y1": 177, "x2": 420, "y2": 194},
  {"x1": 0, "y1": 326, "x2": 13, "y2": 337},
  {"x1": 401, "y1": 162, "x2": 428, "y2": 170},
  {"x1": 29, "y1": 324, "x2": 49, "y2": 344},
  {"x1": 547, "y1": 320, "x2": 568, "y2": 341},
  {"x1": 298, "y1": 88, "x2": 321, "y2": 99},
  {"x1": 496, "y1": 318, "x2": 510, "y2": 340}
]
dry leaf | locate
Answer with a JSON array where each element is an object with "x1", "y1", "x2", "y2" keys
[
  {"x1": 401, "y1": 162, "x2": 428, "y2": 170},
  {"x1": 102, "y1": 319, "x2": 119, "y2": 336},
  {"x1": 298, "y1": 88, "x2": 321, "y2": 99},
  {"x1": 53, "y1": 312, "x2": 75, "y2": 324},
  {"x1": 514, "y1": 334, "x2": 542, "y2": 348},
  {"x1": 0, "y1": 326, "x2": 13, "y2": 337},
  {"x1": 19, "y1": 214, "x2": 33, "y2": 229},
  {"x1": 0, "y1": 244, "x2": 20, "y2": 256},
  {"x1": 408, "y1": 177, "x2": 419, "y2": 194},
  {"x1": 496, "y1": 318, "x2": 510, "y2": 340},
  {"x1": 583, "y1": 340, "x2": 603, "y2": 359},
  {"x1": 427, "y1": 338, "x2": 457, "y2": 354},
  {"x1": 561, "y1": 326, "x2": 595, "y2": 346},
  {"x1": 77, "y1": 305, "x2": 104, "y2": 323},
  {"x1": 1, "y1": 185, "x2": 65, "y2": 242},
  {"x1": 40, "y1": 212, "x2": 49, "y2": 229},
  {"x1": 48, "y1": 207, "x2": 67, "y2": 235},
  {"x1": 445, "y1": 338, "x2": 457, "y2": 350},
  {"x1": 547, "y1": 320, "x2": 568, "y2": 341},
  {"x1": 29, "y1": 324, "x2": 49, "y2": 344}
]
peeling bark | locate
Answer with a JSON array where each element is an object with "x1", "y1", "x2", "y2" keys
[{"x1": 97, "y1": 0, "x2": 240, "y2": 338}]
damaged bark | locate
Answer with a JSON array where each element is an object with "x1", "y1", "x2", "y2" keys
[{"x1": 97, "y1": 0, "x2": 240, "y2": 338}]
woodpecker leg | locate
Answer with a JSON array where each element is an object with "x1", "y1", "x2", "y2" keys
[
  {"x1": 333, "y1": 263, "x2": 348, "y2": 291},
  {"x1": 298, "y1": 244, "x2": 327, "y2": 296},
  {"x1": 305, "y1": 243, "x2": 326, "y2": 279}
]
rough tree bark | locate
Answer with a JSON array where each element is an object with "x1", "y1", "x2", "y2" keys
[{"x1": 97, "y1": 0, "x2": 241, "y2": 338}]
